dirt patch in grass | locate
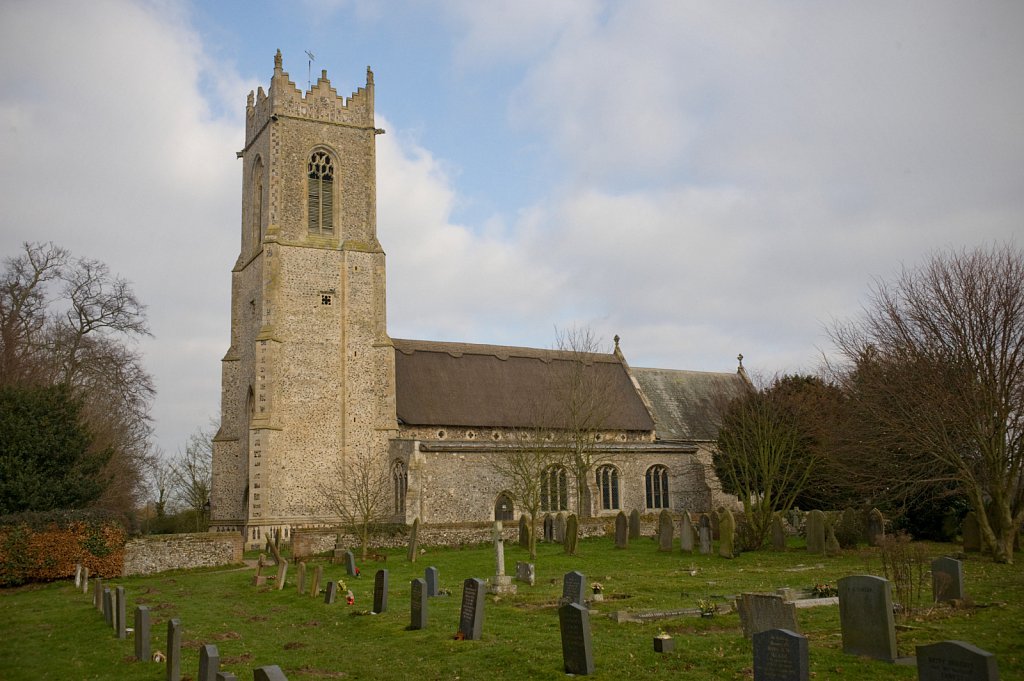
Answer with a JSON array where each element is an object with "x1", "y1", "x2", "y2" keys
[
  {"x1": 294, "y1": 665, "x2": 347, "y2": 677},
  {"x1": 222, "y1": 652, "x2": 254, "y2": 665},
  {"x1": 210, "y1": 631, "x2": 241, "y2": 641},
  {"x1": 284, "y1": 641, "x2": 307, "y2": 650}
]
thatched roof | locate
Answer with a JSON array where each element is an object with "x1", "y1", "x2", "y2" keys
[{"x1": 631, "y1": 367, "x2": 749, "y2": 441}]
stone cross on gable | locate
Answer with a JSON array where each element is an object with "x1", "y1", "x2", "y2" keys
[{"x1": 493, "y1": 521, "x2": 505, "y2": 577}]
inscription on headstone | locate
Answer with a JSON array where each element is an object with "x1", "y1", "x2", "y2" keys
[
  {"x1": 425, "y1": 566, "x2": 439, "y2": 597},
  {"x1": 916, "y1": 640, "x2": 999, "y2": 681},
  {"x1": 134, "y1": 605, "x2": 151, "y2": 662},
  {"x1": 559, "y1": 602, "x2": 595, "y2": 675},
  {"x1": 458, "y1": 578, "x2": 485, "y2": 640},
  {"x1": 562, "y1": 570, "x2": 586, "y2": 607},
  {"x1": 373, "y1": 569, "x2": 389, "y2": 614},
  {"x1": 837, "y1": 575, "x2": 897, "y2": 662},
  {"x1": 410, "y1": 577, "x2": 427, "y2": 630},
  {"x1": 931, "y1": 556, "x2": 965, "y2": 603},
  {"x1": 753, "y1": 628, "x2": 808, "y2": 681}
]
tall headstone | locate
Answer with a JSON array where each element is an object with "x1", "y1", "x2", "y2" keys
[
  {"x1": 94, "y1": 578, "x2": 103, "y2": 611},
  {"x1": 562, "y1": 570, "x2": 586, "y2": 607},
  {"x1": 719, "y1": 508, "x2": 736, "y2": 559},
  {"x1": 199, "y1": 644, "x2": 220, "y2": 681},
  {"x1": 554, "y1": 513, "x2": 567, "y2": 543},
  {"x1": 81, "y1": 566, "x2": 89, "y2": 593},
  {"x1": 134, "y1": 605, "x2": 151, "y2": 662},
  {"x1": 253, "y1": 667, "x2": 289, "y2": 681},
  {"x1": 710, "y1": 509, "x2": 721, "y2": 540},
  {"x1": 806, "y1": 510, "x2": 826, "y2": 554},
  {"x1": 962, "y1": 512, "x2": 981, "y2": 552},
  {"x1": 629, "y1": 509, "x2": 642, "y2": 540},
  {"x1": 867, "y1": 508, "x2": 885, "y2": 547},
  {"x1": 658, "y1": 509, "x2": 674, "y2": 552},
  {"x1": 565, "y1": 514, "x2": 579, "y2": 555},
  {"x1": 543, "y1": 514, "x2": 554, "y2": 542},
  {"x1": 931, "y1": 557, "x2": 965, "y2": 603},
  {"x1": 410, "y1": 577, "x2": 427, "y2": 630},
  {"x1": 103, "y1": 588, "x2": 113, "y2": 626},
  {"x1": 373, "y1": 569, "x2": 389, "y2": 614},
  {"x1": 737, "y1": 593, "x2": 800, "y2": 639},
  {"x1": 345, "y1": 550, "x2": 357, "y2": 577},
  {"x1": 296, "y1": 561, "x2": 307, "y2": 594},
  {"x1": 310, "y1": 565, "x2": 323, "y2": 598},
  {"x1": 458, "y1": 578, "x2": 485, "y2": 640},
  {"x1": 753, "y1": 628, "x2": 809, "y2": 681},
  {"x1": 837, "y1": 575, "x2": 897, "y2": 662},
  {"x1": 407, "y1": 517, "x2": 419, "y2": 562},
  {"x1": 324, "y1": 581, "x2": 338, "y2": 604},
  {"x1": 425, "y1": 566, "x2": 439, "y2": 597},
  {"x1": 771, "y1": 514, "x2": 787, "y2": 551},
  {"x1": 699, "y1": 514, "x2": 712, "y2": 554},
  {"x1": 519, "y1": 514, "x2": 530, "y2": 549},
  {"x1": 558, "y1": 603, "x2": 595, "y2": 675},
  {"x1": 109, "y1": 586, "x2": 118, "y2": 632},
  {"x1": 115, "y1": 586, "x2": 127, "y2": 639},
  {"x1": 75, "y1": 563, "x2": 82, "y2": 587},
  {"x1": 167, "y1": 618, "x2": 182, "y2": 681},
  {"x1": 276, "y1": 559, "x2": 288, "y2": 590},
  {"x1": 916, "y1": 640, "x2": 999, "y2": 681},
  {"x1": 680, "y1": 512, "x2": 695, "y2": 553},
  {"x1": 614, "y1": 511, "x2": 628, "y2": 549}
]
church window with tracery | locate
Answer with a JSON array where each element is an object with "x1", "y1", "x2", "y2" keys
[
  {"x1": 540, "y1": 465, "x2": 568, "y2": 512},
  {"x1": 392, "y1": 460, "x2": 407, "y2": 516},
  {"x1": 645, "y1": 465, "x2": 670, "y2": 510},
  {"x1": 307, "y1": 151, "x2": 335, "y2": 235},
  {"x1": 596, "y1": 465, "x2": 620, "y2": 511}
]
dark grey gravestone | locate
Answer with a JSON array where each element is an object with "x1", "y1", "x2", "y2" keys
[
  {"x1": 296, "y1": 561, "x2": 306, "y2": 594},
  {"x1": 410, "y1": 577, "x2": 427, "y2": 630},
  {"x1": 425, "y1": 566, "x2": 439, "y2": 597},
  {"x1": 931, "y1": 556, "x2": 965, "y2": 603},
  {"x1": 771, "y1": 514, "x2": 787, "y2": 551},
  {"x1": 558, "y1": 602, "x2": 595, "y2": 675},
  {"x1": 962, "y1": 512, "x2": 981, "y2": 552},
  {"x1": 554, "y1": 512, "x2": 567, "y2": 543},
  {"x1": 519, "y1": 514, "x2": 530, "y2": 548},
  {"x1": 699, "y1": 514, "x2": 712, "y2": 554},
  {"x1": 614, "y1": 511, "x2": 628, "y2": 549},
  {"x1": 103, "y1": 588, "x2": 112, "y2": 626},
  {"x1": 543, "y1": 513, "x2": 554, "y2": 542},
  {"x1": 324, "y1": 580, "x2": 337, "y2": 604},
  {"x1": 216, "y1": 673, "x2": 238, "y2": 681},
  {"x1": 658, "y1": 509, "x2": 674, "y2": 551},
  {"x1": 458, "y1": 578, "x2": 485, "y2": 640},
  {"x1": 94, "y1": 577, "x2": 103, "y2": 611},
  {"x1": 115, "y1": 586, "x2": 127, "y2": 639},
  {"x1": 916, "y1": 640, "x2": 999, "y2": 681},
  {"x1": 373, "y1": 569, "x2": 389, "y2": 614},
  {"x1": 253, "y1": 666, "x2": 289, "y2": 681},
  {"x1": 737, "y1": 593, "x2": 800, "y2": 639},
  {"x1": 167, "y1": 618, "x2": 182, "y2": 681},
  {"x1": 134, "y1": 605, "x2": 151, "y2": 662},
  {"x1": 198, "y1": 643, "x2": 219, "y2": 681},
  {"x1": 562, "y1": 570, "x2": 586, "y2": 607},
  {"x1": 629, "y1": 508, "x2": 641, "y2": 540},
  {"x1": 806, "y1": 510, "x2": 826, "y2": 554},
  {"x1": 345, "y1": 550, "x2": 357, "y2": 577},
  {"x1": 837, "y1": 575, "x2": 897, "y2": 662},
  {"x1": 110, "y1": 586, "x2": 119, "y2": 632},
  {"x1": 753, "y1": 628, "x2": 809, "y2": 681},
  {"x1": 515, "y1": 561, "x2": 536, "y2": 586},
  {"x1": 680, "y1": 512, "x2": 695, "y2": 553}
]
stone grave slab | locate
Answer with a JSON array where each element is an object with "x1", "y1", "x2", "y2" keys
[
  {"x1": 699, "y1": 515, "x2": 712, "y2": 555},
  {"x1": 103, "y1": 588, "x2": 112, "y2": 626},
  {"x1": 629, "y1": 508, "x2": 641, "y2": 540},
  {"x1": 753, "y1": 628, "x2": 809, "y2": 681},
  {"x1": 276, "y1": 559, "x2": 288, "y2": 590},
  {"x1": 115, "y1": 586, "x2": 127, "y2": 639},
  {"x1": 425, "y1": 566, "x2": 439, "y2": 597},
  {"x1": 658, "y1": 509, "x2": 674, "y2": 551},
  {"x1": 324, "y1": 581, "x2": 337, "y2": 604},
  {"x1": 916, "y1": 640, "x2": 999, "y2": 681},
  {"x1": 81, "y1": 567, "x2": 89, "y2": 593},
  {"x1": 458, "y1": 578, "x2": 485, "y2": 640},
  {"x1": 680, "y1": 512, "x2": 695, "y2": 553},
  {"x1": 737, "y1": 593, "x2": 800, "y2": 639},
  {"x1": 296, "y1": 562, "x2": 306, "y2": 594},
  {"x1": 962, "y1": 512, "x2": 981, "y2": 552},
  {"x1": 310, "y1": 565, "x2": 323, "y2": 598},
  {"x1": 559, "y1": 602, "x2": 595, "y2": 675},
  {"x1": 838, "y1": 575, "x2": 897, "y2": 662},
  {"x1": 771, "y1": 515, "x2": 787, "y2": 551}
]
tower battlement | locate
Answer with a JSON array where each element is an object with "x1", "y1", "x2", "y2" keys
[{"x1": 245, "y1": 50, "x2": 375, "y2": 145}]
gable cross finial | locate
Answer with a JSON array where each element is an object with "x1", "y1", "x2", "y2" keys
[{"x1": 737, "y1": 353, "x2": 744, "y2": 369}]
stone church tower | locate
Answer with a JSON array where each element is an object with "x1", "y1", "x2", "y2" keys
[{"x1": 210, "y1": 51, "x2": 397, "y2": 547}]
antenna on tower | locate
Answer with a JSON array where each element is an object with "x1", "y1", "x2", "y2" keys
[{"x1": 305, "y1": 50, "x2": 316, "y2": 90}]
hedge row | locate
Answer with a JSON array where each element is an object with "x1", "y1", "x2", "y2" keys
[{"x1": 0, "y1": 511, "x2": 126, "y2": 586}]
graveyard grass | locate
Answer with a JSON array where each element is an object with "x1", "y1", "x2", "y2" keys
[{"x1": 1, "y1": 536, "x2": 1022, "y2": 680}]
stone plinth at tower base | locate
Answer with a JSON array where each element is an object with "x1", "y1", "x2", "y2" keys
[{"x1": 488, "y1": 575, "x2": 518, "y2": 595}]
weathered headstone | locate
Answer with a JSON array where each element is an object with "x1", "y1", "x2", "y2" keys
[
  {"x1": 296, "y1": 561, "x2": 307, "y2": 594},
  {"x1": 134, "y1": 605, "x2": 151, "y2": 662},
  {"x1": 199, "y1": 643, "x2": 220, "y2": 681},
  {"x1": 710, "y1": 509, "x2": 721, "y2": 540},
  {"x1": 658, "y1": 509, "x2": 674, "y2": 552},
  {"x1": 425, "y1": 566, "x2": 439, "y2": 597},
  {"x1": 931, "y1": 556, "x2": 965, "y2": 603},
  {"x1": 614, "y1": 510, "x2": 628, "y2": 549},
  {"x1": 836, "y1": 507, "x2": 861, "y2": 549},
  {"x1": 543, "y1": 514, "x2": 554, "y2": 542},
  {"x1": 310, "y1": 565, "x2": 323, "y2": 598},
  {"x1": 115, "y1": 586, "x2": 127, "y2": 639},
  {"x1": 719, "y1": 508, "x2": 736, "y2": 559},
  {"x1": 867, "y1": 508, "x2": 885, "y2": 547},
  {"x1": 562, "y1": 570, "x2": 586, "y2": 607},
  {"x1": 824, "y1": 524, "x2": 841, "y2": 557},
  {"x1": 103, "y1": 588, "x2": 113, "y2": 626},
  {"x1": 75, "y1": 563, "x2": 82, "y2": 587},
  {"x1": 680, "y1": 512, "x2": 695, "y2": 553},
  {"x1": 962, "y1": 512, "x2": 981, "y2": 552},
  {"x1": 407, "y1": 517, "x2": 419, "y2": 562},
  {"x1": 736, "y1": 593, "x2": 800, "y2": 639},
  {"x1": 94, "y1": 578, "x2": 103, "y2": 611},
  {"x1": 324, "y1": 580, "x2": 338, "y2": 604},
  {"x1": 629, "y1": 509, "x2": 642, "y2": 540},
  {"x1": 806, "y1": 510, "x2": 826, "y2": 554},
  {"x1": 558, "y1": 602, "x2": 595, "y2": 675},
  {"x1": 458, "y1": 578, "x2": 485, "y2": 640},
  {"x1": 373, "y1": 569, "x2": 389, "y2": 614},
  {"x1": 916, "y1": 640, "x2": 999, "y2": 681},
  {"x1": 253, "y1": 553, "x2": 267, "y2": 586},
  {"x1": 410, "y1": 577, "x2": 427, "y2": 630},
  {"x1": 565, "y1": 514, "x2": 579, "y2": 555},
  {"x1": 167, "y1": 618, "x2": 182, "y2": 681},
  {"x1": 515, "y1": 561, "x2": 536, "y2": 586},
  {"x1": 771, "y1": 514, "x2": 787, "y2": 551},
  {"x1": 554, "y1": 512, "x2": 567, "y2": 543},
  {"x1": 837, "y1": 575, "x2": 897, "y2": 662},
  {"x1": 699, "y1": 514, "x2": 712, "y2": 555},
  {"x1": 753, "y1": 628, "x2": 809, "y2": 681},
  {"x1": 276, "y1": 559, "x2": 288, "y2": 590},
  {"x1": 253, "y1": 666, "x2": 289, "y2": 681},
  {"x1": 519, "y1": 514, "x2": 530, "y2": 548},
  {"x1": 81, "y1": 566, "x2": 89, "y2": 593},
  {"x1": 344, "y1": 550, "x2": 357, "y2": 577}
]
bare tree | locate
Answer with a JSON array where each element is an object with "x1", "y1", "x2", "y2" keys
[
  {"x1": 0, "y1": 242, "x2": 67, "y2": 385},
  {"x1": 169, "y1": 421, "x2": 215, "y2": 531},
  {"x1": 317, "y1": 446, "x2": 392, "y2": 560},
  {"x1": 831, "y1": 243, "x2": 1024, "y2": 563}
]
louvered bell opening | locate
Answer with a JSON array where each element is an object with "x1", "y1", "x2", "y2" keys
[
  {"x1": 321, "y1": 179, "x2": 333, "y2": 233},
  {"x1": 308, "y1": 179, "x2": 320, "y2": 233}
]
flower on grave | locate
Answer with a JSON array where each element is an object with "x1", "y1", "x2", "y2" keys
[
  {"x1": 591, "y1": 582, "x2": 604, "y2": 593},
  {"x1": 355, "y1": 567, "x2": 361, "y2": 577},
  {"x1": 346, "y1": 590, "x2": 355, "y2": 605},
  {"x1": 656, "y1": 631, "x2": 671, "y2": 640},
  {"x1": 811, "y1": 582, "x2": 838, "y2": 598},
  {"x1": 696, "y1": 598, "x2": 716, "y2": 615},
  {"x1": 336, "y1": 580, "x2": 347, "y2": 593}
]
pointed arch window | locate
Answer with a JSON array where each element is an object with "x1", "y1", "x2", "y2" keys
[
  {"x1": 596, "y1": 465, "x2": 620, "y2": 511},
  {"x1": 495, "y1": 492, "x2": 514, "y2": 522},
  {"x1": 251, "y1": 156, "x2": 265, "y2": 248},
  {"x1": 645, "y1": 465, "x2": 670, "y2": 510},
  {"x1": 307, "y1": 151, "x2": 335, "y2": 235},
  {"x1": 540, "y1": 465, "x2": 568, "y2": 512},
  {"x1": 392, "y1": 460, "x2": 407, "y2": 516}
]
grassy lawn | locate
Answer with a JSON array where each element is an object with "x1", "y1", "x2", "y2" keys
[{"x1": 1, "y1": 536, "x2": 1021, "y2": 680}]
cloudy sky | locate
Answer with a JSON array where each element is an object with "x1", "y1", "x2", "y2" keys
[{"x1": 1, "y1": 0, "x2": 1021, "y2": 459}]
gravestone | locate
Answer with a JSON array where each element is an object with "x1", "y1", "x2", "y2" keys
[
  {"x1": 736, "y1": 593, "x2": 800, "y2": 639},
  {"x1": 680, "y1": 512, "x2": 695, "y2": 553},
  {"x1": 345, "y1": 550, "x2": 357, "y2": 577},
  {"x1": 837, "y1": 507, "x2": 861, "y2": 549},
  {"x1": 296, "y1": 562, "x2": 306, "y2": 594},
  {"x1": 167, "y1": 618, "x2": 182, "y2": 681},
  {"x1": 554, "y1": 512, "x2": 567, "y2": 543},
  {"x1": 719, "y1": 508, "x2": 736, "y2": 558},
  {"x1": 753, "y1": 628, "x2": 809, "y2": 681},
  {"x1": 962, "y1": 512, "x2": 981, "y2": 552},
  {"x1": 771, "y1": 514, "x2": 787, "y2": 551},
  {"x1": 253, "y1": 553, "x2": 267, "y2": 586},
  {"x1": 867, "y1": 508, "x2": 885, "y2": 547},
  {"x1": 407, "y1": 517, "x2": 419, "y2": 562},
  {"x1": 837, "y1": 575, "x2": 897, "y2": 662},
  {"x1": 410, "y1": 577, "x2": 427, "y2": 630},
  {"x1": 824, "y1": 524, "x2": 841, "y2": 557},
  {"x1": 515, "y1": 561, "x2": 536, "y2": 586},
  {"x1": 75, "y1": 563, "x2": 82, "y2": 587},
  {"x1": 310, "y1": 565, "x2": 323, "y2": 598},
  {"x1": 373, "y1": 569, "x2": 389, "y2": 614},
  {"x1": 562, "y1": 570, "x2": 586, "y2": 607},
  {"x1": 108, "y1": 586, "x2": 117, "y2": 632},
  {"x1": 103, "y1": 588, "x2": 112, "y2": 626},
  {"x1": 81, "y1": 566, "x2": 89, "y2": 593},
  {"x1": 543, "y1": 514, "x2": 554, "y2": 542},
  {"x1": 134, "y1": 605, "x2": 151, "y2": 662},
  {"x1": 629, "y1": 509, "x2": 641, "y2": 540},
  {"x1": 425, "y1": 566, "x2": 439, "y2": 597},
  {"x1": 558, "y1": 602, "x2": 595, "y2": 675},
  {"x1": 94, "y1": 578, "x2": 103, "y2": 611},
  {"x1": 615, "y1": 511, "x2": 629, "y2": 549},
  {"x1": 253, "y1": 667, "x2": 289, "y2": 681},
  {"x1": 276, "y1": 559, "x2": 288, "y2": 590},
  {"x1": 806, "y1": 510, "x2": 826, "y2": 554},
  {"x1": 916, "y1": 640, "x2": 999, "y2": 681},
  {"x1": 519, "y1": 514, "x2": 530, "y2": 548},
  {"x1": 699, "y1": 514, "x2": 712, "y2": 555},
  {"x1": 115, "y1": 586, "x2": 127, "y2": 639},
  {"x1": 658, "y1": 509, "x2": 674, "y2": 551},
  {"x1": 324, "y1": 581, "x2": 337, "y2": 604},
  {"x1": 458, "y1": 578, "x2": 485, "y2": 640},
  {"x1": 931, "y1": 556, "x2": 965, "y2": 603},
  {"x1": 565, "y1": 514, "x2": 579, "y2": 555},
  {"x1": 199, "y1": 644, "x2": 220, "y2": 681},
  {"x1": 710, "y1": 509, "x2": 721, "y2": 540}
]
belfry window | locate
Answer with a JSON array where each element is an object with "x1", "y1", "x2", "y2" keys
[
  {"x1": 540, "y1": 465, "x2": 568, "y2": 512},
  {"x1": 307, "y1": 151, "x2": 335, "y2": 235},
  {"x1": 596, "y1": 465, "x2": 619, "y2": 511},
  {"x1": 645, "y1": 465, "x2": 670, "y2": 510},
  {"x1": 251, "y1": 157, "x2": 264, "y2": 248}
]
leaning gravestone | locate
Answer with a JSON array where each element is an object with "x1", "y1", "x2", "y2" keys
[
  {"x1": 115, "y1": 586, "x2": 127, "y2": 639},
  {"x1": 753, "y1": 628, "x2": 809, "y2": 681},
  {"x1": 737, "y1": 593, "x2": 800, "y2": 639},
  {"x1": 324, "y1": 581, "x2": 338, "y2": 605},
  {"x1": 515, "y1": 561, "x2": 536, "y2": 586},
  {"x1": 167, "y1": 618, "x2": 182, "y2": 681},
  {"x1": 806, "y1": 510, "x2": 826, "y2": 554},
  {"x1": 837, "y1": 575, "x2": 897, "y2": 662},
  {"x1": 410, "y1": 577, "x2": 427, "y2": 630},
  {"x1": 658, "y1": 509, "x2": 674, "y2": 552},
  {"x1": 199, "y1": 644, "x2": 220, "y2": 681},
  {"x1": 771, "y1": 514, "x2": 787, "y2": 551},
  {"x1": 458, "y1": 578, "x2": 485, "y2": 640},
  {"x1": 345, "y1": 549, "x2": 357, "y2": 577},
  {"x1": 931, "y1": 557, "x2": 965, "y2": 603},
  {"x1": 867, "y1": 508, "x2": 885, "y2": 547},
  {"x1": 562, "y1": 570, "x2": 586, "y2": 607},
  {"x1": 554, "y1": 512, "x2": 567, "y2": 543},
  {"x1": 407, "y1": 517, "x2": 419, "y2": 562},
  {"x1": 276, "y1": 559, "x2": 288, "y2": 590},
  {"x1": 519, "y1": 514, "x2": 530, "y2": 548},
  {"x1": 559, "y1": 602, "x2": 595, "y2": 675},
  {"x1": 373, "y1": 569, "x2": 389, "y2": 614},
  {"x1": 962, "y1": 512, "x2": 981, "y2": 553},
  {"x1": 720, "y1": 508, "x2": 736, "y2": 558},
  {"x1": 253, "y1": 667, "x2": 289, "y2": 681},
  {"x1": 615, "y1": 510, "x2": 629, "y2": 549},
  {"x1": 699, "y1": 514, "x2": 712, "y2": 555},
  {"x1": 425, "y1": 566, "x2": 439, "y2": 597},
  {"x1": 916, "y1": 640, "x2": 999, "y2": 681},
  {"x1": 629, "y1": 509, "x2": 641, "y2": 540},
  {"x1": 680, "y1": 512, "x2": 695, "y2": 553},
  {"x1": 134, "y1": 605, "x2": 151, "y2": 662}
]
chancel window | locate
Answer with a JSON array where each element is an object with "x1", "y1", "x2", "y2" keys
[
  {"x1": 596, "y1": 465, "x2": 619, "y2": 511},
  {"x1": 645, "y1": 465, "x2": 670, "y2": 510},
  {"x1": 392, "y1": 460, "x2": 407, "y2": 516},
  {"x1": 540, "y1": 465, "x2": 568, "y2": 512},
  {"x1": 307, "y1": 151, "x2": 335, "y2": 235}
]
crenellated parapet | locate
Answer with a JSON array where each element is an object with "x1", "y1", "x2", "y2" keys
[{"x1": 245, "y1": 49, "x2": 375, "y2": 146}]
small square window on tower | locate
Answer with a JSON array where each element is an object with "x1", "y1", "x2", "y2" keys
[{"x1": 321, "y1": 294, "x2": 332, "y2": 305}]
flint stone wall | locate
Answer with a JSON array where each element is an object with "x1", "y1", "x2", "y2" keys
[{"x1": 122, "y1": 532, "x2": 244, "y2": 576}]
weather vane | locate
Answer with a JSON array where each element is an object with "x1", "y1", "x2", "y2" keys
[{"x1": 305, "y1": 50, "x2": 316, "y2": 90}]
